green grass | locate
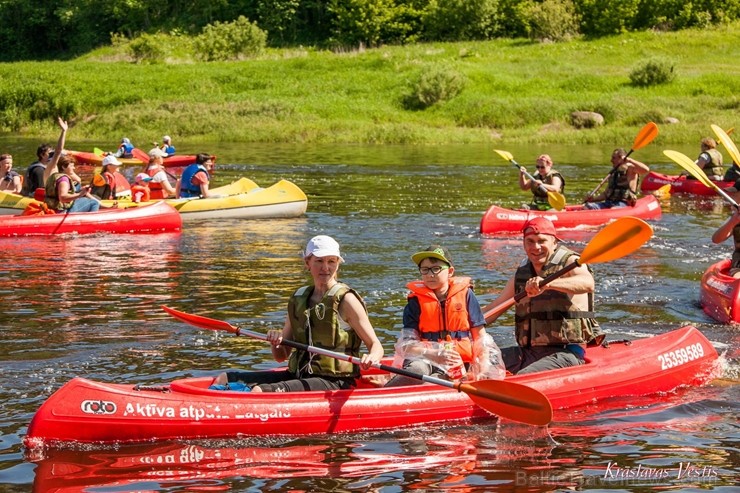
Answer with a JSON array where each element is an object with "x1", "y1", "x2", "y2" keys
[{"x1": 1, "y1": 23, "x2": 738, "y2": 145}]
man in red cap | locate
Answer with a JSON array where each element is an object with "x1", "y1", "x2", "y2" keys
[{"x1": 481, "y1": 217, "x2": 602, "y2": 374}]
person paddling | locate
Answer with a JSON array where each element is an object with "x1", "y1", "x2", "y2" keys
[
  {"x1": 481, "y1": 217, "x2": 603, "y2": 374},
  {"x1": 518, "y1": 154, "x2": 565, "y2": 211},
  {"x1": 211, "y1": 235, "x2": 384, "y2": 392}
]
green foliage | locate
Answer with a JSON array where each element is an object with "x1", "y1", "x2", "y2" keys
[
  {"x1": 520, "y1": 0, "x2": 581, "y2": 41},
  {"x1": 257, "y1": 0, "x2": 301, "y2": 43},
  {"x1": 327, "y1": 0, "x2": 422, "y2": 48},
  {"x1": 574, "y1": 0, "x2": 641, "y2": 36},
  {"x1": 0, "y1": 85, "x2": 79, "y2": 132},
  {"x1": 194, "y1": 16, "x2": 267, "y2": 61},
  {"x1": 629, "y1": 58, "x2": 676, "y2": 87},
  {"x1": 404, "y1": 64, "x2": 467, "y2": 109},
  {"x1": 128, "y1": 34, "x2": 168, "y2": 64},
  {"x1": 421, "y1": 0, "x2": 500, "y2": 41}
]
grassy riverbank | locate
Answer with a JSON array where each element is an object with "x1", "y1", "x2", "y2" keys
[{"x1": 1, "y1": 23, "x2": 738, "y2": 145}]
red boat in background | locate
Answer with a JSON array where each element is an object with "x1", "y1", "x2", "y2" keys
[
  {"x1": 640, "y1": 171, "x2": 735, "y2": 196},
  {"x1": 480, "y1": 195, "x2": 661, "y2": 235},
  {"x1": 68, "y1": 149, "x2": 216, "y2": 169},
  {"x1": 700, "y1": 258, "x2": 740, "y2": 324},
  {"x1": 24, "y1": 326, "x2": 719, "y2": 447},
  {"x1": 0, "y1": 201, "x2": 181, "y2": 236}
]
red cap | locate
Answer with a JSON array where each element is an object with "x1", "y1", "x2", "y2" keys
[{"x1": 522, "y1": 217, "x2": 560, "y2": 240}]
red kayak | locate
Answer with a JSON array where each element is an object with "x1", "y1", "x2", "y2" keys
[
  {"x1": 0, "y1": 201, "x2": 181, "y2": 236},
  {"x1": 480, "y1": 195, "x2": 661, "y2": 235},
  {"x1": 700, "y1": 259, "x2": 740, "y2": 324},
  {"x1": 640, "y1": 171, "x2": 735, "y2": 196},
  {"x1": 68, "y1": 149, "x2": 216, "y2": 169},
  {"x1": 24, "y1": 326, "x2": 719, "y2": 447}
]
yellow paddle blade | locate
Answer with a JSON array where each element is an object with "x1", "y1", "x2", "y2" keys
[
  {"x1": 494, "y1": 149, "x2": 514, "y2": 162},
  {"x1": 652, "y1": 183, "x2": 671, "y2": 198},
  {"x1": 548, "y1": 191, "x2": 566, "y2": 211},
  {"x1": 663, "y1": 150, "x2": 715, "y2": 189},
  {"x1": 579, "y1": 217, "x2": 653, "y2": 264},
  {"x1": 632, "y1": 122, "x2": 659, "y2": 151},
  {"x1": 712, "y1": 124, "x2": 740, "y2": 166}
]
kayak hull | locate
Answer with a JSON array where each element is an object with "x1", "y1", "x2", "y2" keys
[
  {"x1": 104, "y1": 178, "x2": 307, "y2": 220},
  {"x1": 699, "y1": 259, "x2": 740, "y2": 324},
  {"x1": 24, "y1": 326, "x2": 719, "y2": 446},
  {"x1": 640, "y1": 171, "x2": 735, "y2": 196},
  {"x1": 68, "y1": 149, "x2": 216, "y2": 169},
  {"x1": 0, "y1": 201, "x2": 182, "y2": 236},
  {"x1": 480, "y1": 195, "x2": 661, "y2": 235},
  {"x1": 0, "y1": 178, "x2": 307, "y2": 220}
]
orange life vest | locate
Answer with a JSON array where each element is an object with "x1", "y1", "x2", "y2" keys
[{"x1": 406, "y1": 276, "x2": 474, "y2": 362}]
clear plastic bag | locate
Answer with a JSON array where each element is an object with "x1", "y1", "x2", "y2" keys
[{"x1": 470, "y1": 332, "x2": 506, "y2": 381}]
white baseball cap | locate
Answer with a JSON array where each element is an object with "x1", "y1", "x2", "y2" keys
[
  {"x1": 102, "y1": 155, "x2": 122, "y2": 167},
  {"x1": 304, "y1": 235, "x2": 343, "y2": 262}
]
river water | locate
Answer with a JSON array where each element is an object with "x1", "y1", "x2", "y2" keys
[{"x1": 0, "y1": 140, "x2": 738, "y2": 492}]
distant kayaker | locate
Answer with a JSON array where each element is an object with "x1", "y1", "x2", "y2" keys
[
  {"x1": 159, "y1": 135, "x2": 176, "y2": 156},
  {"x1": 384, "y1": 245, "x2": 505, "y2": 387},
  {"x1": 44, "y1": 155, "x2": 100, "y2": 213},
  {"x1": 211, "y1": 235, "x2": 384, "y2": 392},
  {"x1": 131, "y1": 173, "x2": 152, "y2": 203},
  {"x1": 114, "y1": 138, "x2": 135, "y2": 159},
  {"x1": 583, "y1": 148, "x2": 649, "y2": 209},
  {"x1": 711, "y1": 208, "x2": 740, "y2": 278},
  {"x1": 0, "y1": 154, "x2": 22, "y2": 194},
  {"x1": 176, "y1": 153, "x2": 216, "y2": 198},
  {"x1": 518, "y1": 154, "x2": 564, "y2": 211},
  {"x1": 21, "y1": 143, "x2": 52, "y2": 197},
  {"x1": 481, "y1": 217, "x2": 603, "y2": 374},
  {"x1": 41, "y1": 117, "x2": 83, "y2": 194},
  {"x1": 144, "y1": 147, "x2": 176, "y2": 199},
  {"x1": 91, "y1": 155, "x2": 129, "y2": 200},
  {"x1": 695, "y1": 137, "x2": 724, "y2": 180}
]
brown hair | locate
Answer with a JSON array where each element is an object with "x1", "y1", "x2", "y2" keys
[
  {"x1": 57, "y1": 154, "x2": 77, "y2": 170},
  {"x1": 0, "y1": 154, "x2": 12, "y2": 162},
  {"x1": 701, "y1": 137, "x2": 717, "y2": 149}
]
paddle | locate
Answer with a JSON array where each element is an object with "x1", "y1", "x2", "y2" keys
[
  {"x1": 495, "y1": 150, "x2": 566, "y2": 211},
  {"x1": 93, "y1": 147, "x2": 106, "y2": 156},
  {"x1": 663, "y1": 149, "x2": 739, "y2": 209},
  {"x1": 161, "y1": 305, "x2": 554, "y2": 426},
  {"x1": 585, "y1": 122, "x2": 659, "y2": 202},
  {"x1": 712, "y1": 125, "x2": 740, "y2": 166},
  {"x1": 652, "y1": 183, "x2": 671, "y2": 198},
  {"x1": 484, "y1": 216, "x2": 654, "y2": 322}
]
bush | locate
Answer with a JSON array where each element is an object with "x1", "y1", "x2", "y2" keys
[
  {"x1": 629, "y1": 58, "x2": 676, "y2": 87},
  {"x1": 128, "y1": 34, "x2": 167, "y2": 64},
  {"x1": 520, "y1": 0, "x2": 581, "y2": 42},
  {"x1": 404, "y1": 64, "x2": 466, "y2": 109},
  {"x1": 421, "y1": 0, "x2": 499, "y2": 41},
  {"x1": 194, "y1": 16, "x2": 267, "y2": 62}
]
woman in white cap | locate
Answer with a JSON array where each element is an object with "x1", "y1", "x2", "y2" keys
[
  {"x1": 90, "y1": 155, "x2": 128, "y2": 200},
  {"x1": 143, "y1": 147, "x2": 176, "y2": 199},
  {"x1": 212, "y1": 235, "x2": 384, "y2": 392}
]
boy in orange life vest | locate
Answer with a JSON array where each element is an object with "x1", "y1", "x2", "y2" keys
[{"x1": 384, "y1": 245, "x2": 504, "y2": 387}]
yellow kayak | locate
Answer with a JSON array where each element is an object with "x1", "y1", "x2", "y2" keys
[{"x1": 104, "y1": 178, "x2": 308, "y2": 220}]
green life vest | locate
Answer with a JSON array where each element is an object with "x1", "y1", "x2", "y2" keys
[
  {"x1": 701, "y1": 149, "x2": 724, "y2": 177},
  {"x1": 287, "y1": 282, "x2": 363, "y2": 378},
  {"x1": 44, "y1": 172, "x2": 72, "y2": 211},
  {"x1": 605, "y1": 164, "x2": 637, "y2": 205},
  {"x1": 531, "y1": 170, "x2": 565, "y2": 207},
  {"x1": 514, "y1": 246, "x2": 602, "y2": 347}
]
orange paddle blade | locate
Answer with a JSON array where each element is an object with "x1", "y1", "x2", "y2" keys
[
  {"x1": 631, "y1": 122, "x2": 659, "y2": 151},
  {"x1": 712, "y1": 124, "x2": 740, "y2": 166},
  {"x1": 580, "y1": 217, "x2": 653, "y2": 264},
  {"x1": 162, "y1": 305, "x2": 239, "y2": 334},
  {"x1": 460, "y1": 379, "x2": 553, "y2": 426}
]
